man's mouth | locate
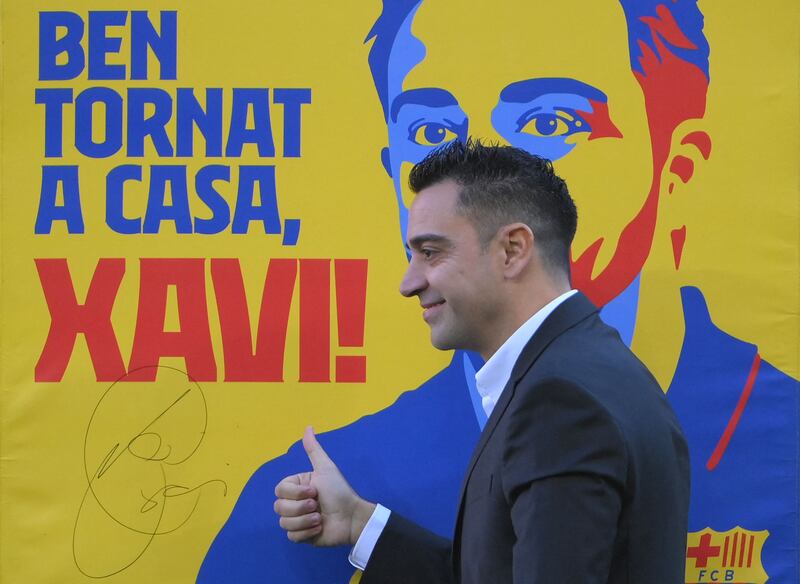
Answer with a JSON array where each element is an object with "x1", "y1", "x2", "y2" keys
[{"x1": 421, "y1": 300, "x2": 445, "y2": 321}]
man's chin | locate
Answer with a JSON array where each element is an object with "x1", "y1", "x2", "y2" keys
[
  {"x1": 429, "y1": 337, "x2": 453, "y2": 352},
  {"x1": 429, "y1": 330, "x2": 458, "y2": 353}
]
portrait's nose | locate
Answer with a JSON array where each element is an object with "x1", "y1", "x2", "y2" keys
[{"x1": 399, "y1": 259, "x2": 427, "y2": 298}]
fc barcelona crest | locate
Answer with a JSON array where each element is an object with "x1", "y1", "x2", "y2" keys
[{"x1": 686, "y1": 527, "x2": 769, "y2": 583}]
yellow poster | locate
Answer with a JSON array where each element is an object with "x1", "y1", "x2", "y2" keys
[{"x1": 1, "y1": 1, "x2": 797, "y2": 582}]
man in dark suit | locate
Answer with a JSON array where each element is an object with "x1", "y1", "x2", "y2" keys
[{"x1": 274, "y1": 140, "x2": 689, "y2": 583}]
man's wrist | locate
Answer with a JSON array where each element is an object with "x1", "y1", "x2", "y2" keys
[
  {"x1": 350, "y1": 499, "x2": 377, "y2": 546},
  {"x1": 349, "y1": 504, "x2": 391, "y2": 570}
]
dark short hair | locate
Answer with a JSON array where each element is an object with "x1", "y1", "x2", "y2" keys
[{"x1": 409, "y1": 139, "x2": 578, "y2": 277}]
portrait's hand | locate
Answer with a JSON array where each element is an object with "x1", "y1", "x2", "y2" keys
[{"x1": 274, "y1": 426, "x2": 376, "y2": 546}]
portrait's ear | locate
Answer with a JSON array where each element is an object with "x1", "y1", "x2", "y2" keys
[
  {"x1": 381, "y1": 147, "x2": 393, "y2": 177},
  {"x1": 661, "y1": 119, "x2": 711, "y2": 271},
  {"x1": 662, "y1": 119, "x2": 712, "y2": 196}
]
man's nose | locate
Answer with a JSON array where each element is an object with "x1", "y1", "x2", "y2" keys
[{"x1": 399, "y1": 260, "x2": 426, "y2": 298}]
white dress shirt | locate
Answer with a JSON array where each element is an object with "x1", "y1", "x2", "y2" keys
[{"x1": 348, "y1": 290, "x2": 578, "y2": 570}]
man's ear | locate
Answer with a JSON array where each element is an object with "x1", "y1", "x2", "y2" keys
[
  {"x1": 381, "y1": 147, "x2": 392, "y2": 177},
  {"x1": 499, "y1": 223, "x2": 535, "y2": 278},
  {"x1": 663, "y1": 119, "x2": 712, "y2": 196}
]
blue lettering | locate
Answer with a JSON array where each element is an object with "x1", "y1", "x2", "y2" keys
[
  {"x1": 75, "y1": 87, "x2": 123, "y2": 157},
  {"x1": 232, "y1": 166, "x2": 280, "y2": 234},
  {"x1": 36, "y1": 166, "x2": 84, "y2": 234},
  {"x1": 144, "y1": 165, "x2": 192, "y2": 233},
  {"x1": 35, "y1": 88, "x2": 73, "y2": 157},
  {"x1": 39, "y1": 12, "x2": 85, "y2": 80},
  {"x1": 273, "y1": 88, "x2": 311, "y2": 157},
  {"x1": 226, "y1": 89, "x2": 275, "y2": 157},
  {"x1": 282, "y1": 219, "x2": 301, "y2": 246},
  {"x1": 104, "y1": 164, "x2": 289, "y2": 235},
  {"x1": 131, "y1": 11, "x2": 177, "y2": 80},
  {"x1": 40, "y1": 11, "x2": 176, "y2": 81},
  {"x1": 106, "y1": 165, "x2": 143, "y2": 234},
  {"x1": 195, "y1": 165, "x2": 231, "y2": 234},
  {"x1": 128, "y1": 88, "x2": 174, "y2": 156},
  {"x1": 87, "y1": 11, "x2": 127, "y2": 80},
  {"x1": 176, "y1": 88, "x2": 223, "y2": 157}
]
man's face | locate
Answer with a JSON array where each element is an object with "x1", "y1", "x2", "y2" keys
[
  {"x1": 385, "y1": 1, "x2": 660, "y2": 306},
  {"x1": 400, "y1": 180, "x2": 503, "y2": 356}
]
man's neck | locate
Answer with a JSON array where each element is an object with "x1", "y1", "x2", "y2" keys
[
  {"x1": 481, "y1": 288, "x2": 574, "y2": 361},
  {"x1": 479, "y1": 286, "x2": 573, "y2": 362}
]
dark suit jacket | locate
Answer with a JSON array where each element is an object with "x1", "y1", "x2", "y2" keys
[{"x1": 361, "y1": 292, "x2": 690, "y2": 584}]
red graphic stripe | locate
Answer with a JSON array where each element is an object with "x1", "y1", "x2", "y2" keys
[
  {"x1": 731, "y1": 533, "x2": 738, "y2": 566},
  {"x1": 722, "y1": 536, "x2": 729, "y2": 567},
  {"x1": 747, "y1": 534, "x2": 754, "y2": 567},
  {"x1": 681, "y1": 130, "x2": 712, "y2": 160},
  {"x1": 739, "y1": 531, "x2": 746, "y2": 566},
  {"x1": 670, "y1": 226, "x2": 687, "y2": 270},
  {"x1": 706, "y1": 354, "x2": 762, "y2": 471}
]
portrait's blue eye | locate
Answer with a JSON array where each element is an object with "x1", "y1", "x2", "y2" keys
[
  {"x1": 532, "y1": 114, "x2": 559, "y2": 136},
  {"x1": 517, "y1": 109, "x2": 586, "y2": 138},
  {"x1": 425, "y1": 125, "x2": 447, "y2": 143},
  {"x1": 410, "y1": 122, "x2": 458, "y2": 146}
]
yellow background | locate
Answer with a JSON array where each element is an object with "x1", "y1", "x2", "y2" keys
[{"x1": 1, "y1": 1, "x2": 797, "y2": 582}]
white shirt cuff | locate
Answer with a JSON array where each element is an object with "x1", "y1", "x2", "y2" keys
[{"x1": 348, "y1": 504, "x2": 391, "y2": 570}]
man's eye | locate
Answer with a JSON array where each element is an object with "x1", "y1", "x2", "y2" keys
[
  {"x1": 410, "y1": 123, "x2": 458, "y2": 146},
  {"x1": 421, "y1": 248, "x2": 435, "y2": 259},
  {"x1": 517, "y1": 110, "x2": 587, "y2": 138}
]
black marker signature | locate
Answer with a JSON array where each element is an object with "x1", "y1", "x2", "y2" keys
[{"x1": 73, "y1": 366, "x2": 227, "y2": 578}]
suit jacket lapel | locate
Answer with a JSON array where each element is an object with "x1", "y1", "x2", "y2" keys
[{"x1": 451, "y1": 292, "x2": 599, "y2": 560}]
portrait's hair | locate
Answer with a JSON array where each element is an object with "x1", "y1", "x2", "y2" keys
[
  {"x1": 409, "y1": 139, "x2": 578, "y2": 277},
  {"x1": 365, "y1": 0, "x2": 710, "y2": 132}
]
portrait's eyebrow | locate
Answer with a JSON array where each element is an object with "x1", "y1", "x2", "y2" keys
[
  {"x1": 499, "y1": 78, "x2": 607, "y2": 104},
  {"x1": 406, "y1": 233, "x2": 453, "y2": 252},
  {"x1": 391, "y1": 88, "x2": 459, "y2": 123}
]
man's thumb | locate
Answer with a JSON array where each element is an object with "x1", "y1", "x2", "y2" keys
[{"x1": 303, "y1": 426, "x2": 334, "y2": 470}]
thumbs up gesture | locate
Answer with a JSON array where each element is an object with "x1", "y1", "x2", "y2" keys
[{"x1": 274, "y1": 427, "x2": 376, "y2": 546}]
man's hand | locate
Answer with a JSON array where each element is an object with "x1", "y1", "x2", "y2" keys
[{"x1": 274, "y1": 426, "x2": 376, "y2": 546}]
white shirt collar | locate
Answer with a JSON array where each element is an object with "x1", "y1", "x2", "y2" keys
[{"x1": 474, "y1": 289, "x2": 577, "y2": 418}]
